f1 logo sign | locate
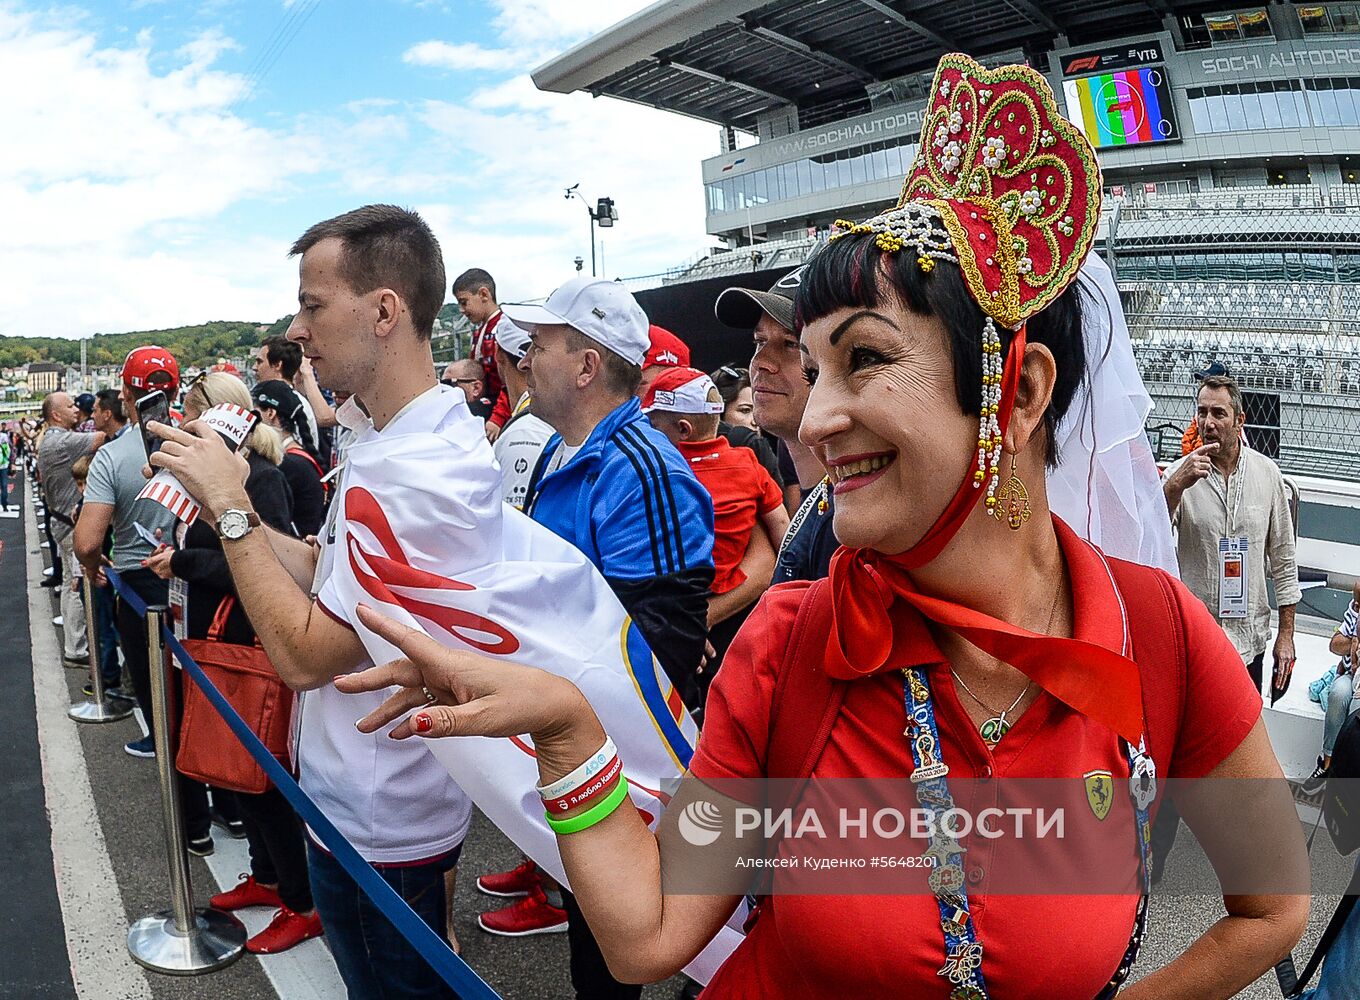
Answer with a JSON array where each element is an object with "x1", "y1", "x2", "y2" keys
[{"x1": 1066, "y1": 55, "x2": 1101, "y2": 74}]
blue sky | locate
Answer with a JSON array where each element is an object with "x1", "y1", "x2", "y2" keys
[{"x1": 1, "y1": 0, "x2": 718, "y2": 337}]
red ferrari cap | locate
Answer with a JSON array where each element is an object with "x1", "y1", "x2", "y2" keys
[
  {"x1": 122, "y1": 346, "x2": 180, "y2": 397},
  {"x1": 643, "y1": 325, "x2": 690, "y2": 370}
]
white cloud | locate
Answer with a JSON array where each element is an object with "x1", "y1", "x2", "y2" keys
[
  {"x1": 488, "y1": 0, "x2": 659, "y2": 46},
  {"x1": 397, "y1": 1, "x2": 722, "y2": 301},
  {"x1": 3, "y1": 0, "x2": 723, "y2": 339},
  {"x1": 402, "y1": 39, "x2": 510, "y2": 72},
  {"x1": 408, "y1": 75, "x2": 718, "y2": 302},
  {"x1": 0, "y1": 7, "x2": 319, "y2": 337}
]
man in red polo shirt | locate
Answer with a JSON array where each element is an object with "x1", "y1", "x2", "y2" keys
[{"x1": 453, "y1": 267, "x2": 512, "y2": 439}]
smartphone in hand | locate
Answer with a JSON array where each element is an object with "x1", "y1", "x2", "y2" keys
[{"x1": 135, "y1": 390, "x2": 170, "y2": 461}]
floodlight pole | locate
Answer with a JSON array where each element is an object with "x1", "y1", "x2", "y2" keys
[{"x1": 565, "y1": 187, "x2": 616, "y2": 278}]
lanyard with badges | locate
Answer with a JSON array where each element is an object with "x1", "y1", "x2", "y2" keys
[
  {"x1": 1207, "y1": 453, "x2": 1246, "y2": 534},
  {"x1": 901, "y1": 666, "x2": 1155, "y2": 999},
  {"x1": 1208, "y1": 457, "x2": 1250, "y2": 619}
]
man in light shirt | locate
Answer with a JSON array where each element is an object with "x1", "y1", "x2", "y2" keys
[
  {"x1": 489, "y1": 316, "x2": 552, "y2": 510},
  {"x1": 150, "y1": 205, "x2": 471, "y2": 1000},
  {"x1": 1163, "y1": 373, "x2": 1301, "y2": 692}
]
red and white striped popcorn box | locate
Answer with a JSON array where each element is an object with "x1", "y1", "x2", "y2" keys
[
  {"x1": 198, "y1": 403, "x2": 257, "y2": 448},
  {"x1": 136, "y1": 404, "x2": 258, "y2": 525}
]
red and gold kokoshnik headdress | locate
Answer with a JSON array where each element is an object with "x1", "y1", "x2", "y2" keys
[
  {"x1": 831, "y1": 52, "x2": 1102, "y2": 526},
  {"x1": 833, "y1": 52, "x2": 1102, "y2": 329}
]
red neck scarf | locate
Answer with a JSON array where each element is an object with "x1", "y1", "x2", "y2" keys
[{"x1": 823, "y1": 326, "x2": 1145, "y2": 745}]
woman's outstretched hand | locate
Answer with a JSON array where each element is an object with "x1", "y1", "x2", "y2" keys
[{"x1": 334, "y1": 604, "x2": 597, "y2": 760}]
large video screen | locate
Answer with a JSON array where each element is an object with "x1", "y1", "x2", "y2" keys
[{"x1": 1062, "y1": 66, "x2": 1180, "y2": 148}]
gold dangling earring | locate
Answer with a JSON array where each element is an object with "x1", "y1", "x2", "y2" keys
[{"x1": 989, "y1": 453, "x2": 1032, "y2": 531}]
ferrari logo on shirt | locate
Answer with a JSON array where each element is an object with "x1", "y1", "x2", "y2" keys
[{"x1": 1084, "y1": 769, "x2": 1114, "y2": 821}]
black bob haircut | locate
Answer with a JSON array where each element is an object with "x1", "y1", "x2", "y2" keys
[{"x1": 794, "y1": 229, "x2": 1090, "y2": 468}]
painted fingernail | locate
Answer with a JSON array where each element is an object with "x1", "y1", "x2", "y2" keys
[{"x1": 413, "y1": 713, "x2": 433, "y2": 734}]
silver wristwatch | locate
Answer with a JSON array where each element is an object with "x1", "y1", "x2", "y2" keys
[{"x1": 216, "y1": 508, "x2": 260, "y2": 541}]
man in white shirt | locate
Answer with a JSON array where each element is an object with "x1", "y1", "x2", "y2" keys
[
  {"x1": 489, "y1": 316, "x2": 553, "y2": 510},
  {"x1": 151, "y1": 205, "x2": 471, "y2": 1000},
  {"x1": 1164, "y1": 373, "x2": 1301, "y2": 692}
]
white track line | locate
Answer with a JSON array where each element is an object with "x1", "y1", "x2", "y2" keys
[
  {"x1": 25, "y1": 492, "x2": 153, "y2": 999},
  {"x1": 34, "y1": 476, "x2": 344, "y2": 998},
  {"x1": 201, "y1": 837, "x2": 346, "y2": 998}
]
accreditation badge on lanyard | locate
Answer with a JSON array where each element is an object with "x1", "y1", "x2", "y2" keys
[
  {"x1": 1218, "y1": 536, "x2": 1249, "y2": 619},
  {"x1": 168, "y1": 521, "x2": 190, "y2": 642}
]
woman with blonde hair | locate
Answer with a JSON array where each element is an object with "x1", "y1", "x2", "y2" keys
[
  {"x1": 146, "y1": 370, "x2": 321, "y2": 953},
  {"x1": 181, "y1": 372, "x2": 284, "y2": 465}
]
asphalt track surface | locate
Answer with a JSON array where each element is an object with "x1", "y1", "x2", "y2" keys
[{"x1": 5, "y1": 468, "x2": 1347, "y2": 999}]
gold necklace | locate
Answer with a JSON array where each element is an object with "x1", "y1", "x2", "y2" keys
[{"x1": 950, "y1": 573, "x2": 1063, "y2": 748}]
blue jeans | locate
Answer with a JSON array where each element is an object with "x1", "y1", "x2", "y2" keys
[
  {"x1": 307, "y1": 841, "x2": 461, "y2": 1000},
  {"x1": 93, "y1": 582, "x2": 120, "y2": 688},
  {"x1": 1, "y1": 467, "x2": 9, "y2": 509},
  {"x1": 1300, "y1": 860, "x2": 1360, "y2": 998},
  {"x1": 1324, "y1": 672, "x2": 1357, "y2": 757}
]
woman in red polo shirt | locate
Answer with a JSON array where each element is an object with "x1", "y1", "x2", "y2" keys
[{"x1": 338, "y1": 54, "x2": 1307, "y2": 998}]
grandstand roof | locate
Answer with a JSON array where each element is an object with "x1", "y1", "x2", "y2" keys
[{"x1": 533, "y1": 0, "x2": 1221, "y2": 132}]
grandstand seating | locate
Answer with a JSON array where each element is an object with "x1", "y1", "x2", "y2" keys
[{"x1": 1109, "y1": 183, "x2": 1331, "y2": 211}]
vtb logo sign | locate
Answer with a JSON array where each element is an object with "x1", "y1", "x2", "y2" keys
[{"x1": 1066, "y1": 55, "x2": 1102, "y2": 74}]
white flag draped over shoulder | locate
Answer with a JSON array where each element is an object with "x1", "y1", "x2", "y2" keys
[{"x1": 317, "y1": 389, "x2": 738, "y2": 980}]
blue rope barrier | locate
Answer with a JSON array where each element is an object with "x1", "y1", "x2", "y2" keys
[{"x1": 105, "y1": 568, "x2": 501, "y2": 1000}]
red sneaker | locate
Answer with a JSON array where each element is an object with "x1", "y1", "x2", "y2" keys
[
  {"x1": 475, "y1": 858, "x2": 541, "y2": 898},
  {"x1": 246, "y1": 907, "x2": 324, "y2": 954},
  {"x1": 210, "y1": 874, "x2": 282, "y2": 912},
  {"x1": 477, "y1": 885, "x2": 568, "y2": 936}
]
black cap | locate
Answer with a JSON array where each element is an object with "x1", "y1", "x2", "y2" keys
[
  {"x1": 714, "y1": 265, "x2": 804, "y2": 332},
  {"x1": 74, "y1": 393, "x2": 95, "y2": 414},
  {"x1": 1193, "y1": 360, "x2": 1230, "y2": 380},
  {"x1": 251, "y1": 379, "x2": 302, "y2": 418}
]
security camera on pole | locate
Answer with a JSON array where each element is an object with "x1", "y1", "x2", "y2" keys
[{"x1": 564, "y1": 184, "x2": 618, "y2": 277}]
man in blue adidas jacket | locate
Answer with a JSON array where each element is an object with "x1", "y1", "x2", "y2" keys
[
  {"x1": 507, "y1": 277, "x2": 715, "y2": 709},
  {"x1": 505, "y1": 277, "x2": 714, "y2": 1000}
]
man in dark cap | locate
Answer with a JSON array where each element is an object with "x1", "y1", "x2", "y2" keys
[
  {"x1": 74, "y1": 393, "x2": 96, "y2": 432},
  {"x1": 1182, "y1": 360, "x2": 1230, "y2": 455},
  {"x1": 714, "y1": 267, "x2": 837, "y2": 584}
]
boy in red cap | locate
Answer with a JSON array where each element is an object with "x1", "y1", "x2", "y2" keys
[{"x1": 643, "y1": 367, "x2": 789, "y2": 700}]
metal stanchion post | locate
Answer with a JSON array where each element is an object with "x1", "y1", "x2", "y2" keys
[
  {"x1": 127, "y1": 606, "x2": 245, "y2": 974},
  {"x1": 68, "y1": 573, "x2": 133, "y2": 723}
]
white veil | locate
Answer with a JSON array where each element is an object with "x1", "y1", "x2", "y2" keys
[{"x1": 1047, "y1": 253, "x2": 1179, "y2": 576}]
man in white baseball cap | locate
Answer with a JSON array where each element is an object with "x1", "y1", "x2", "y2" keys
[{"x1": 494, "y1": 277, "x2": 714, "y2": 987}]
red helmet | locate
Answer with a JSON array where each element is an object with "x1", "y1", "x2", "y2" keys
[{"x1": 122, "y1": 346, "x2": 180, "y2": 398}]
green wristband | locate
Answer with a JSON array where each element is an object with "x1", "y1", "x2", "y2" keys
[{"x1": 544, "y1": 777, "x2": 630, "y2": 835}]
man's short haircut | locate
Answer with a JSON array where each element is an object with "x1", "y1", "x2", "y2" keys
[
  {"x1": 563, "y1": 328, "x2": 643, "y2": 398},
  {"x1": 1198, "y1": 374, "x2": 1245, "y2": 419},
  {"x1": 261, "y1": 335, "x2": 303, "y2": 381},
  {"x1": 95, "y1": 389, "x2": 125, "y2": 422},
  {"x1": 290, "y1": 204, "x2": 446, "y2": 340},
  {"x1": 452, "y1": 268, "x2": 496, "y2": 302},
  {"x1": 40, "y1": 393, "x2": 62, "y2": 421},
  {"x1": 442, "y1": 359, "x2": 483, "y2": 383}
]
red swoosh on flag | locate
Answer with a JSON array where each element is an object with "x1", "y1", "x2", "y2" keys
[{"x1": 345, "y1": 487, "x2": 520, "y2": 655}]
